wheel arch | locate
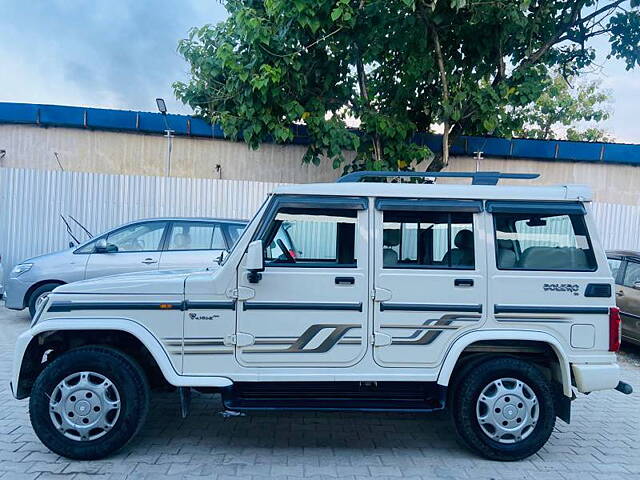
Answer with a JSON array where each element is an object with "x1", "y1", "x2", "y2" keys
[
  {"x1": 437, "y1": 330, "x2": 572, "y2": 398},
  {"x1": 13, "y1": 319, "x2": 232, "y2": 399},
  {"x1": 24, "y1": 280, "x2": 66, "y2": 307}
]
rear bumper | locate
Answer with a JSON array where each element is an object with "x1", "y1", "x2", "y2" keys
[{"x1": 571, "y1": 363, "x2": 620, "y2": 393}]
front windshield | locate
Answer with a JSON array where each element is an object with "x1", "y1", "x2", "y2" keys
[{"x1": 220, "y1": 196, "x2": 271, "y2": 265}]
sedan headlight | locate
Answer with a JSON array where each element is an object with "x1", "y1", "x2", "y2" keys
[{"x1": 10, "y1": 263, "x2": 33, "y2": 277}]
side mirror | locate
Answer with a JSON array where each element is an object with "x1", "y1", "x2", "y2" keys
[
  {"x1": 94, "y1": 238, "x2": 117, "y2": 253},
  {"x1": 246, "y1": 240, "x2": 264, "y2": 283},
  {"x1": 633, "y1": 281, "x2": 640, "y2": 291}
]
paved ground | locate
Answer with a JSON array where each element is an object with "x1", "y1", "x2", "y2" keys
[{"x1": 1, "y1": 304, "x2": 639, "y2": 479}]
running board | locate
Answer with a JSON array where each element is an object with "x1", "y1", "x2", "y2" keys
[{"x1": 221, "y1": 381, "x2": 447, "y2": 412}]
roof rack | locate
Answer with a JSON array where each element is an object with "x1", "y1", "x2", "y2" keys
[{"x1": 336, "y1": 171, "x2": 540, "y2": 185}]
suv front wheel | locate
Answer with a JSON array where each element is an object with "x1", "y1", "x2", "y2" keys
[
  {"x1": 451, "y1": 357, "x2": 556, "y2": 461},
  {"x1": 29, "y1": 346, "x2": 150, "y2": 460}
]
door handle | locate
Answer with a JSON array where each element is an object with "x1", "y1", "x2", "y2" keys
[
  {"x1": 141, "y1": 258, "x2": 158, "y2": 265},
  {"x1": 335, "y1": 276, "x2": 355, "y2": 285},
  {"x1": 454, "y1": 279, "x2": 474, "y2": 287}
]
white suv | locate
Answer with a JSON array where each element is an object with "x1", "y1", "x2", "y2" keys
[{"x1": 11, "y1": 171, "x2": 632, "y2": 461}]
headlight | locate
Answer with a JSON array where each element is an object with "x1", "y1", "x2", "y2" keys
[{"x1": 10, "y1": 263, "x2": 33, "y2": 277}]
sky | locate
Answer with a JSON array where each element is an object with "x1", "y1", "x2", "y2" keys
[{"x1": 0, "y1": 0, "x2": 638, "y2": 143}]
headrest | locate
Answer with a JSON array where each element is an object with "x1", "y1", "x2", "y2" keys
[
  {"x1": 454, "y1": 229, "x2": 474, "y2": 249},
  {"x1": 497, "y1": 239, "x2": 515, "y2": 251},
  {"x1": 383, "y1": 229, "x2": 400, "y2": 247}
]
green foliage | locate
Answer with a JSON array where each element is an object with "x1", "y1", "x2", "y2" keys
[
  {"x1": 174, "y1": 0, "x2": 638, "y2": 173},
  {"x1": 506, "y1": 75, "x2": 613, "y2": 142}
]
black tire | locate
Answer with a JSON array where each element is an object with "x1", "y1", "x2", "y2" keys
[
  {"x1": 28, "y1": 282, "x2": 62, "y2": 317},
  {"x1": 29, "y1": 346, "x2": 150, "y2": 460},
  {"x1": 451, "y1": 356, "x2": 556, "y2": 461}
]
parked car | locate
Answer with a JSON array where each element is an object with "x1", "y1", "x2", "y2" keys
[
  {"x1": 0, "y1": 253, "x2": 4, "y2": 298},
  {"x1": 607, "y1": 250, "x2": 640, "y2": 345},
  {"x1": 11, "y1": 171, "x2": 632, "y2": 462},
  {"x1": 4, "y1": 217, "x2": 247, "y2": 316}
]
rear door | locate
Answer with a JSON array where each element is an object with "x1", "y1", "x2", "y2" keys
[
  {"x1": 488, "y1": 202, "x2": 611, "y2": 350},
  {"x1": 372, "y1": 198, "x2": 487, "y2": 368},
  {"x1": 159, "y1": 221, "x2": 228, "y2": 270},
  {"x1": 85, "y1": 221, "x2": 168, "y2": 278},
  {"x1": 235, "y1": 196, "x2": 369, "y2": 367}
]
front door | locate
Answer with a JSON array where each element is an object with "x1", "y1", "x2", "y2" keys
[
  {"x1": 236, "y1": 196, "x2": 369, "y2": 367},
  {"x1": 372, "y1": 199, "x2": 486, "y2": 368},
  {"x1": 618, "y1": 259, "x2": 640, "y2": 343},
  {"x1": 85, "y1": 221, "x2": 168, "y2": 279}
]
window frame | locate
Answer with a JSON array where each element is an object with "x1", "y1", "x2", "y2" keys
[
  {"x1": 254, "y1": 195, "x2": 366, "y2": 269},
  {"x1": 492, "y1": 211, "x2": 598, "y2": 272},
  {"x1": 380, "y1": 210, "x2": 476, "y2": 271}
]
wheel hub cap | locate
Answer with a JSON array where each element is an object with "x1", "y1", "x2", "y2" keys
[
  {"x1": 49, "y1": 371, "x2": 121, "y2": 442},
  {"x1": 475, "y1": 377, "x2": 539, "y2": 444}
]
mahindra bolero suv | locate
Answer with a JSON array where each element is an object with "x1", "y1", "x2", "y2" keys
[{"x1": 11, "y1": 171, "x2": 632, "y2": 461}]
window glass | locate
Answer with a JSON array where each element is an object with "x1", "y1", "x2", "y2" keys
[
  {"x1": 75, "y1": 238, "x2": 99, "y2": 254},
  {"x1": 107, "y1": 222, "x2": 167, "y2": 252},
  {"x1": 226, "y1": 223, "x2": 246, "y2": 245},
  {"x1": 494, "y1": 213, "x2": 596, "y2": 271},
  {"x1": 264, "y1": 208, "x2": 357, "y2": 265},
  {"x1": 167, "y1": 222, "x2": 226, "y2": 251},
  {"x1": 382, "y1": 211, "x2": 474, "y2": 269},
  {"x1": 623, "y1": 262, "x2": 640, "y2": 288},
  {"x1": 608, "y1": 258, "x2": 623, "y2": 283}
]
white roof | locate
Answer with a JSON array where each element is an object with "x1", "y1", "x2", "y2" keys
[{"x1": 273, "y1": 182, "x2": 593, "y2": 202}]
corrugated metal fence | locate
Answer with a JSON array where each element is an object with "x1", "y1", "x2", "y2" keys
[
  {"x1": 1, "y1": 167, "x2": 639, "y2": 285},
  {"x1": 0, "y1": 168, "x2": 283, "y2": 284}
]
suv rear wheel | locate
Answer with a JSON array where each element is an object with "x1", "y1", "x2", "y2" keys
[
  {"x1": 29, "y1": 347, "x2": 149, "y2": 460},
  {"x1": 451, "y1": 357, "x2": 556, "y2": 461}
]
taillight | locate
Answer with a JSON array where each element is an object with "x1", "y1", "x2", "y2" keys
[{"x1": 609, "y1": 306, "x2": 621, "y2": 352}]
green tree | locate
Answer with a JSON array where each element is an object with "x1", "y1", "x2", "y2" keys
[
  {"x1": 508, "y1": 75, "x2": 613, "y2": 142},
  {"x1": 174, "y1": 0, "x2": 639, "y2": 173}
]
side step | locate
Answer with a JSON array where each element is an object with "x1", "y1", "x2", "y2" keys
[{"x1": 221, "y1": 381, "x2": 446, "y2": 412}]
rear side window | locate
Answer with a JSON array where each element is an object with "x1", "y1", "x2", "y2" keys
[
  {"x1": 494, "y1": 213, "x2": 596, "y2": 271},
  {"x1": 608, "y1": 258, "x2": 623, "y2": 283},
  {"x1": 382, "y1": 211, "x2": 474, "y2": 269},
  {"x1": 167, "y1": 222, "x2": 226, "y2": 251}
]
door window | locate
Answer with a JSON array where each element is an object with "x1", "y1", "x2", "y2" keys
[
  {"x1": 608, "y1": 258, "x2": 623, "y2": 284},
  {"x1": 494, "y1": 213, "x2": 596, "y2": 271},
  {"x1": 167, "y1": 222, "x2": 226, "y2": 251},
  {"x1": 623, "y1": 261, "x2": 640, "y2": 288},
  {"x1": 106, "y1": 222, "x2": 167, "y2": 252},
  {"x1": 382, "y1": 211, "x2": 474, "y2": 269},
  {"x1": 263, "y1": 208, "x2": 357, "y2": 266}
]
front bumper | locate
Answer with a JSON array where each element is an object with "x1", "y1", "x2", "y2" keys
[
  {"x1": 571, "y1": 363, "x2": 620, "y2": 393},
  {"x1": 4, "y1": 277, "x2": 31, "y2": 310}
]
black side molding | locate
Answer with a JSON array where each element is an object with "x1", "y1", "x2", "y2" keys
[
  {"x1": 494, "y1": 305, "x2": 609, "y2": 315},
  {"x1": 381, "y1": 303, "x2": 483, "y2": 313},
  {"x1": 243, "y1": 302, "x2": 363, "y2": 312}
]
